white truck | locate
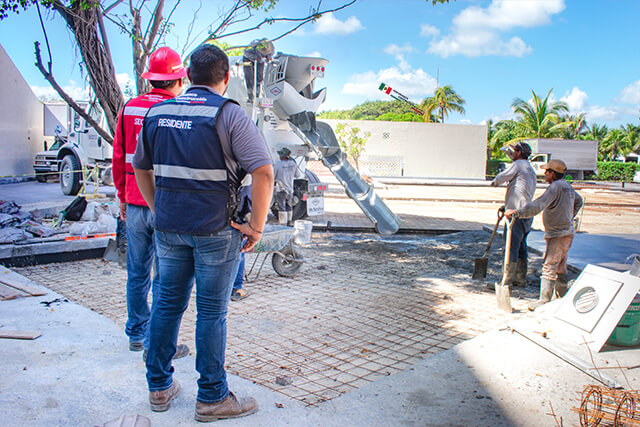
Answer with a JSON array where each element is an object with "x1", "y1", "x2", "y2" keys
[
  {"x1": 524, "y1": 138, "x2": 598, "y2": 180},
  {"x1": 33, "y1": 101, "x2": 113, "y2": 195}
]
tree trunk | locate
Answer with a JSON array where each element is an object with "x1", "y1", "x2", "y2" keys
[{"x1": 51, "y1": 0, "x2": 124, "y2": 135}]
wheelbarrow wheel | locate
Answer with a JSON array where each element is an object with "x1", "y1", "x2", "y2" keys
[{"x1": 272, "y1": 246, "x2": 303, "y2": 277}]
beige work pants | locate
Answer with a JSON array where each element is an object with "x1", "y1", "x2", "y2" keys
[{"x1": 542, "y1": 234, "x2": 574, "y2": 281}]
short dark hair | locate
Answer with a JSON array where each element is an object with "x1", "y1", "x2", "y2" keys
[
  {"x1": 188, "y1": 44, "x2": 229, "y2": 86},
  {"x1": 150, "y1": 79, "x2": 180, "y2": 89}
]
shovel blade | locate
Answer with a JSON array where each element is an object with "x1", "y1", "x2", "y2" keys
[
  {"x1": 495, "y1": 283, "x2": 512, "y2": 312},
  {"x1": 472, "y1": 257, "x2": 488, "y2": 280},
  {"x1": 103, "y1": 238, "x2": 127, "y2": 267}
]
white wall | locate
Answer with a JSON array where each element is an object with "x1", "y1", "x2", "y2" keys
[
  {"x1": 0, "y1": 43, "x2": 44, "y2": 181},
  {"x1": 321, "y1": 119, "x2": 487, "y2": 179}
]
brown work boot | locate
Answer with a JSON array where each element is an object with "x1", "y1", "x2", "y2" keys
[
  {"x1": 194, "y1": 392, "x2": 258, "y2": 422},
  {"x1": 149, "y1": 379, "x2": 180, "y2": 412}
]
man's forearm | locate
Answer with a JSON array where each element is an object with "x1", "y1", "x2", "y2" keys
[
  {"x1": 249, "y1": 164, "x2": 274, "y2": 231},
  {"x1": 133, "y1": 168, "x2": 156, "y2": 213}
]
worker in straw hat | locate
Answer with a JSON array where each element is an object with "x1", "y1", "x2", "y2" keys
[{"x1": 505, "y1": 159, "x2": 583, "y2": 310}]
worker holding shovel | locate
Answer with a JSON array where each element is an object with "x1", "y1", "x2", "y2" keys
[
  {"x1": 490, "y1": 141, "x2": 537, "y2": 287},
  {"x1": 505, "y1": 159, "x2": 583, "y2": 311}
]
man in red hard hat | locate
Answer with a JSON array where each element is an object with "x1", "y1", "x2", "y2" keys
[{"x1": 112, "y1": 47, "x2": 189, "y2": 360}]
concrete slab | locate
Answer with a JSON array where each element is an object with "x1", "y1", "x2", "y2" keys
[
  {"x1": 4, "y1": 279, "x2": 638, "y2": 426},
  {"x1": 0, "y1": 279, "x2": 314, "y2": 426}
]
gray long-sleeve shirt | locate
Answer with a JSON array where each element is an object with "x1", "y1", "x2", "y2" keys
[
  {"x1": 491, "y1": 159, "x2": 537, "y2": 210},
  {"x1": 516, "y1": 179, "x2": 583, "y2": 238}
]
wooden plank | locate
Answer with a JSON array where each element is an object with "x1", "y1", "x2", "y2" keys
[
  {"x1": 0, "y1": 283, "x2": 20, "y2": 301},
  {"x1": 0, "y1": 330, "x2": 42, "y2": 340},
  {"x1": 0, "y1": 278, "x2": 47, "y2": 297}
]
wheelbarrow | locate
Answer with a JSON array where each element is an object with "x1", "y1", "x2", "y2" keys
[{"x1": 245, "y1": 225, "x2": 304, "y2": 280}]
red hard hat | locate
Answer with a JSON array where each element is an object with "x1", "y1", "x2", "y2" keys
[{"x1": 141, "y1": 47, "x2": 187, "y2": 80}]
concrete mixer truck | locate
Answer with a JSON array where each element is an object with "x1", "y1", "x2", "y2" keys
[{"x1": 227, "y1": 51, "x2": 401, "y2": 235}]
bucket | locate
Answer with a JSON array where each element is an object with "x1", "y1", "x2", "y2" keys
[
  {"x1": 293, "y1": 220, "x2": 313, "y2": 244},
  {"x1": 607, "y1": 293, "x2": 640, "y2": 347}
]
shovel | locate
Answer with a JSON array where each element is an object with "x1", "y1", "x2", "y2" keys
[
  {"x1": 495, "y1": 216, "x2": 513, "y2": 313},
  {"x1": 472, "y1": 208, "x2": 505, "y2": 280},
  {"x1": 103, "y1": 217, "x2": 127, "y2": 268}
]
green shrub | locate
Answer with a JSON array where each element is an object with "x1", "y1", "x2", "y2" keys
[
  {"x1": 595, "y1": 161, "x2": 639, "y2": 181},
  {"x1": 486, "y1": 159, "x2": 505, "y2": 178}
]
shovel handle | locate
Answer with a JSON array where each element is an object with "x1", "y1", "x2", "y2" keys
[{"x1": 481, "y1": 208, "x2": 505, "y2": 258}]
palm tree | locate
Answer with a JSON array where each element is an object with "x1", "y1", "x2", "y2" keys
[
  {"x1": 489, "y1": 119, "x2": 520, "y2": 158},
  {"x1": 420, "y1": 85, "x2": 466, "y2": 123},
  {"x1": 620, "y1": 124, "x2": 640, "y2": 154},
  {"x1": 562, "y1": 113, "x2": 588, "y2": 139},
  {"x1": 600, "y1": 129, "x2": 630, "y2": 161},
  {"x1": 585, "y1": 123, "x2": 608, "y2": 142},
  {"x1": 511, "y1": 89, "x2": 569, "y2": 139}
]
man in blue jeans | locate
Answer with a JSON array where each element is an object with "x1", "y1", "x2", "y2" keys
[
  {"x1": 490, "y1": 141, "x2": 537, "y2": 287},
  {"x1": 134, "y1": 44, "x2": 273, "y2": 421},
  {"x1": 111, "y1": 47, "x2": 189, "y2": 359}
]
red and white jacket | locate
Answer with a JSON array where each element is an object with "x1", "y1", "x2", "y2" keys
[{"x1": 112, "y1": 88, "x2": 175, "y2": 206}]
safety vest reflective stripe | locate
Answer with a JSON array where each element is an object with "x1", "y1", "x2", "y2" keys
[
  {"x1": 125, "y1": 153, "x2": 134, "y2": 164},
  {"x1": 123, "y1": 106, "x2": 150, "y2": 117},
  {"x1": 146, "y1": 104, "x2": 219, "y2": 119},
  {"x1": 154, "y1": 164, "x2": 227, "y2": 181}
]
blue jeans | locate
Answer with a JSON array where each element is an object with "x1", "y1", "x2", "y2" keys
[
  {"x1": 232, "y1": 252, "x2": 245, "y2": 290},
  {"x1": 125, "y1": 204, "x2": 158, "y2": 349},
  {"x1": 146, "y1": 227, "x2": 241, "y2": 403},
  {"x1": 505, "y1": 217, "x2": 533, "y2": 263}
]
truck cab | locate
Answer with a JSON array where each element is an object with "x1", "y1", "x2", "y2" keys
[
  {"x1": 529, "y1": 153, "x2": 550, "y2": 177},
  {"x1": 34, "y1": 101, "x2": 112, "y2": 195}
]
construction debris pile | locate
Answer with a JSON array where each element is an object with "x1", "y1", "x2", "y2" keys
[
  {"x1": 0, "y1": 200, "x2": 57, "y2": 243},
  {"x1": 0, "y1": 199, "x2": 118, "y2": 245}
]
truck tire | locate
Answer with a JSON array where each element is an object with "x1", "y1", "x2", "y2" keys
[
  {"x1": 292, "y1": 170, "x2": 321, "y2": 221},
  {"x1": 60, "y1": 154, "x2": 82, "y2": 195},
  {"x1": 272, "y1": 246, "x2": 303, "y2": 277}
]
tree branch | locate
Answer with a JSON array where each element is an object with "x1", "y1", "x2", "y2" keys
[
  {"x1": 34, "y1": 41, "x2": 113, "y2": 144},
  {"x1": 200, "y1": 0, "x2": 358, "y2": 45}
]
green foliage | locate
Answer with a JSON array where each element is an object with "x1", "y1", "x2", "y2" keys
[
  {"x1": 205, "y1": 39, "x2": 244, "y2": 56},
  {"x1": 486, "y1": 159, "x2": 505, "y2": 178},
  {"x1": 335, "y1": 123, "x2": 370, "y2": 172},
  {"x1": 488, "y1": 119, "x2": 521, "y2": 158},
  {"x1": 376, "y1": 112, "x2": 424, "y2": 122},
  {"x1": 596, "y1": 161, "x2": 639, "y2": 182},
  {"x1": 318, "y1": 100, "x2": 420, "y2": 121}
]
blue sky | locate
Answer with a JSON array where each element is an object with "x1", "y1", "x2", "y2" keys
[{"x1": 1, "y1": 0, "x2": 639, "y2": 128}]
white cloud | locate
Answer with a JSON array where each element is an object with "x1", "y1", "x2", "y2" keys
[
  {"x1": 383, "y1": 43, "x2": 415, "y2": 71},
  {"x1": 561, "y1": 86, "x2": 588, "y2": 112},
  {"x1": 618, "y1": 80, "x2": 640, "y2": 104},
  {"x1": 343, "y1": 67, "x2": 437, "y2": 101},
  {"x1": 31, "y1": 80, "x2": 90, "y2": 101},
  {"x1": 428, "y1": 0, "x2": 565, "y2": 57},
  {"x1": 32, "y1": 73, "x2": 136, "y2": 101},
  {"x1": 304, "y1": 51, "x2": 323, "y2": 58},
  {"x1": 420, "y1": 24, "x2": 440, "y2": 37},
  {"x1": 314, "y1": 12, "x2": 364, "y2": 35},
  {"x1": 586, "y1": 105, "x2": 620, "y2": 122}
]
